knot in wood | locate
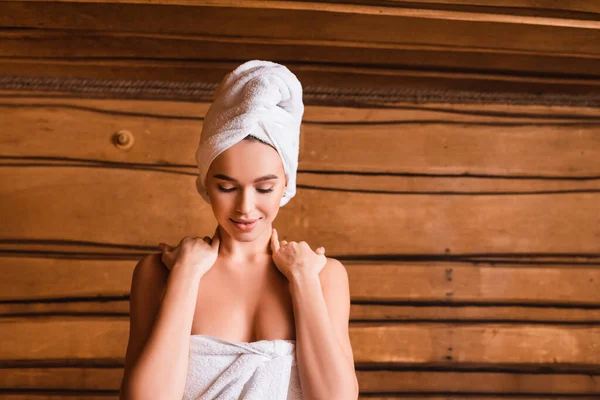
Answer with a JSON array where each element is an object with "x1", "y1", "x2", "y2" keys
[{"x1": 113, "y1": 130, "x2": 135, "y2": 150}]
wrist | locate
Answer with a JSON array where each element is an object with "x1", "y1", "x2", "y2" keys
[
  {"x1": 172, "y1": 261, "x2": 206, "y2": 280},
  {"x1": 290, "y1": 271, "x2": 320, "y2": 290}
]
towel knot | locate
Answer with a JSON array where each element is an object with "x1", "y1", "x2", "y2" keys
[{"x1": 183, "y1": 335, "x2": 302, "y2": 399}]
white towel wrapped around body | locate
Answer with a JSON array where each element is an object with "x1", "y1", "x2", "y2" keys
[
  {"x1": 195, "y1": 60, "x2": 304, "y2": 207},
  {"x1": 182, "y1": 334, "x2": 303, "y2": 400}
]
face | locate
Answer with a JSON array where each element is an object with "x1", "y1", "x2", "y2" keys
[{"x1": 205, "y1": 140, "x2": 287, "y2": 239}]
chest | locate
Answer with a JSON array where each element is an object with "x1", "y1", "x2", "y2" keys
[{"x1": 190, "y1": 260, "x2": 296, "y2": 342}]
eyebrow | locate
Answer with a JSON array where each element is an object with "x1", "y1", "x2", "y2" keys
[{"x1": 212, "y1": 173, "x2": 279, "y2": 183}]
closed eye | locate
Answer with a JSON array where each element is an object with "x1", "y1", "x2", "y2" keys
[{"x1": 218, "y1": 186, "x2": 274, "y2": 193}]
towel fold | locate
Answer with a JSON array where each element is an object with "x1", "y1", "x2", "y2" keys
[
  {"x1": 182, "y1": 334, "x2": 302, "y2": 400},
  {"x1": 194, "y1": 60, "x2": 304, "y2": 207}
]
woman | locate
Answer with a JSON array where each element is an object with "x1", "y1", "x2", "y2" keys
[{"x1": 119, "y1": 60, "x2": 358, "y2": 399}]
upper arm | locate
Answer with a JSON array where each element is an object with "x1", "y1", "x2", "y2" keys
[
  {"x1": 120, "y1": 253, "x2": 169, "y2": 394},
  {"x1": 319, "y1": 258, "x2": 357, "y2": 384}
]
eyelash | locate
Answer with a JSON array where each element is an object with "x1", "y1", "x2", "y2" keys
[{"x1": 217, "y1": 186, "x2": 274, "y2": 194}]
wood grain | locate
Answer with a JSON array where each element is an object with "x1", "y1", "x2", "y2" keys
[
  {"x1": 3, "y1": 99, "x2": 599, "y2": 177},
  {"x1": 1, "y1": 257, "x2": 599, "y2": 306},
  {"x1": 2, "y1": 0, "x2": 600, "y2": 97},
  {"x1": 2, "y1": 300, "x2": 600, "y2": 324},
  {"x1": 1, "y1": 317, "x2": 598, "y2": 371},
  {"x1": 2, "y1": 1, "x2": 600, "y2": 55},
  {"x1": 2, "y1": 58, "x2": 600, "y2": 97},
  {"x1": 2, "y1": 17, "x2": 600, "y2": 391},
  {"x1": 2, "y1": 166, "x2": 599, "y2": 255},
  {"x1": 1, "y1": 29, "x2": 600, "y2": 79},
  {"x1": 1, "y1": 367, "x2": 599, "y2": 393}
]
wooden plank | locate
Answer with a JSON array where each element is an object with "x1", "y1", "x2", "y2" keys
[
  {"x1": 306, "y1": 173, "x2": 600, "y2": 194},
  {"x1": 4, "y1": 95, "x2": 600, "y2": 121},
  {"x1": 2, "y1": 257, "x2": 599, "y2": 306},
  {"x1": 0, "y1": 317, "x2": 130, "y2": 362},
  {"x1": 0, "y1": 300, "x2": 131, "y2": 316},
  {"x1": 0, "y1": 367, "x2": 122, "y2": 390},
  {"x1": 2, "y1": 300, "x2": 600, "y2": 323},
  {"x1": 347, "y1": 263, "x2": 600, "y2": 305},
  {"x1": 2, "y1": 2, "x2": 600, "y2": 96},
  {"x1": 384, "y1": 0, "x2": 600, "y2": 15},
  {"x1": 1, "y1": 367, "x2": 599, "y2": 393},
  {"x1": 6, "y1": 0, "x2": 600, "y2": 17},
  {"x1": 3, "y1": 74, "x2": 600, "y2": 107},
  {"x1": 1, "y1": 257, "x2": 135, "y2": 301},
  {"x1": 2, "y1": 29, "x2": 599, "y2": 78},
  {"x1": 354, "y1": 370, "x2": 600, "y2": 392},
  {"x1": 1, "y1": 318, "x2": 598, "y2": 371},
  {"x1": 301, "y1": 123, "x2": 600, "y2": 177},
  {"x1": 2, "y1": 1, "x2": 600, "y2": 56},
  {"x1": 2, "y1": 100, "x2": 600, "y2": 177},
  {"x1": 2, "y1": 167, "x2": 600, "y2": 256},
  {"x1": 2, "y1": 58, "x2": 600, "y2": 97},
  {"x1": 0, "y1": 242, "x2": 151, "y2": 257},
  {"x1": 349, "y1": 304, "x2": 600, "y2": 323},
  {"x1": 349, "y1": 323, "x2": 600, "y2": 370}
]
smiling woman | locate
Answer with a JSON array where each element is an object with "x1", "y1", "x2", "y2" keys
[
  {"x1": 119, "y1": 60, "x2": 358, "y2": 400},
  {"x1": 205, "y1": 137, "x2": 287, "y2": 242}
]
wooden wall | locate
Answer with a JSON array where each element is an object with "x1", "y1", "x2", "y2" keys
[
  {"x1": 2, "y1": 0, "x2": 600, "y2": 98},
  {"x1": 2, "y1": 94, "x2": 600, "y2": 399},
  {"x1": 1, "y1": 0, "x2": 600, "y2": 399}
]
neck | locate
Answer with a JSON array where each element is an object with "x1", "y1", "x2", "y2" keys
[{"x1": 216, "y1": 222, "x2": 274, "y2": 263}]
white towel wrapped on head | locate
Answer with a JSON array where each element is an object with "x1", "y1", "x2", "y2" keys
[{"x1": 195, "y1": 60, "x2": 304, "y2": 207}]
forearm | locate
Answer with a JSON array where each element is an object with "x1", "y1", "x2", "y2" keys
[
  {"x1": 124, "y1": 264, "x2": 203, "y2": 400},
  {"x1": 290, "y1": 273, "x2": 357, "y2": 400}
]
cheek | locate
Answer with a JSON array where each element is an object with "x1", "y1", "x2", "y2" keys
[
  {"x1": 208, "y1": 192, "x2": 231, "y2": 214},
  {"x1": 267, "y1": 195, "x2": 283, "y2": 214}
]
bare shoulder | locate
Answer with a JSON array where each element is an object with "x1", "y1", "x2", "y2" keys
[
  {"x1": 128, "y1": 252, "x2": 170, "y2": 336},
  {"x1": 317, "y1": 258, "x2": 351, "y2": 305},
  {"x1": 121, "y1": 253, "x2": 169, "y2": 391},
  {"x1": 319, "y1": 257, "x2": 349, "y2": 286},
  {"x1": 131, "y1": 252, "x2": 169, "y2": 292}
]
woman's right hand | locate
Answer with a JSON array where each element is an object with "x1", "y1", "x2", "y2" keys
[{"x1": 158, "y1": 225, "x2": 221, "y2": 276}]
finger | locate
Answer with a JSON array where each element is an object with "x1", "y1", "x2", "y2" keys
[
  {"x1": 159, "y1": 243, "x2": 171, "y2": 252},
  {"x1": 316, "y1": 247, "x2": 326, "y2": 254},
  {"x1": 176, "y1": 237, "x2": 185, "y2": 248},
  {"x1": 281, "y1": 240, "x2": 288, "y2": 246},
  {"x1": 271, "y1": 228, "x2": 280, "y2": 253}
]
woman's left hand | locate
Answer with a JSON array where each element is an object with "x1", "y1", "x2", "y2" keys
[{"x1": 270, "y1": 228, "x2": 327, "y2": 282}]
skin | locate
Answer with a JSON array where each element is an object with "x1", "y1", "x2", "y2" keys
[
  {"x1": 204, "y1": 137, "x2": 300, "y2": 264},
  {"x1": 168, "y1": 138, "x2": 328, "y2": 341},
  {"x1": 120, "y1": 138, "x2": 358, "y2": 399},
  {"x1": 161, "y1": 138, "x2": 311, "y2": 343}
]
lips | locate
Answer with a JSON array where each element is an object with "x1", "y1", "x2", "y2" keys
[
  {"x1": 232, "y1": 218, "x2": 259, "y2": 223},
  {"x1": 230, "y1": 218, "x2": 260, "y2": 231}
]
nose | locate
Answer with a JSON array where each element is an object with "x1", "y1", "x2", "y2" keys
[{"x1": 235, "y1": 187, "x2": 256, "y2": 215}]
